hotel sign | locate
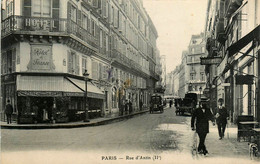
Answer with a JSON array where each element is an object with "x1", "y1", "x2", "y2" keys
[
  {"x1": 28, "y1": 45, "x2": 55, "y2": 71},
  {"x1": 200, "y1": 57, "x2": 222, "y2": 65}
]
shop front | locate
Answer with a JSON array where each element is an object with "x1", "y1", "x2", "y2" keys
[{"x1": 16, "y1": 75, "x2": 104, "y2": 124}]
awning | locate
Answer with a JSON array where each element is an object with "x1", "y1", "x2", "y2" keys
[
  {"x1": 17, "y1": 76, "x2": 105, "y2": 99},
  {"x1": 66, "y1": 77, "x2": 105, "y2": 99},
  {"x1": 228, "y1": 25, "x2": 260, "y2": 57}
]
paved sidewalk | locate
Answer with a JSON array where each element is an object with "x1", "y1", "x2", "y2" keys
[
  {"x1": 205, "y1": 122, "x2": 249, "y2": 159},
  {"x1": 0, "y1": 110, "x2": 149, "y2": 129}
]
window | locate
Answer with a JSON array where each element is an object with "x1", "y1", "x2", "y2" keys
[
  {"x1": 68, "y1": 50, "x2": 79, "y2": 75},
  {"x1": 91, "y1": 20, "x2": 95, "y2": 36},
  {"x1": 6, "y1": 0, "x2": 14, "y2": 17},
  {"x1": 92, "y1": 61, "x2": 99, "y2": 79},
  {"x1": 201, "y1": 73, "x2": 205, "y2": 81},
  {"x1": 82, "y1": 14, "x2": 88, "y2": 30},
  {"x1": 1, "y1": 49, "x2": 16, "y2": 74},
  {"x1": 190, "y1": 73, "x2": 195, "y2": 80},
  {"x1": 32, "y1": 0, "x2": 51, "y2": 17},
  {"x1": 71, "y1": 5, "x2": 77, "y2": 22},
  {"x1": 100, "y1": 30, "x2": 103, "y2": 48},
  {"x1": 106, "y1": 34, "x2": 109, "y2": 52},
  {"x1": 202, "y1": 47, "x2": 205, "y2": 53},
  {"x1": 82, "y1": 57, "x2": 87, "y2": 75},
  {"x1": 191, "y1": 48, "x2": 195, "y2": 54}
]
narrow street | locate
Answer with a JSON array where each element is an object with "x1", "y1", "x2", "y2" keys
[
  {"x1": 2, "y1": 107, "x2": 190, "y2": 153},
  {"x1": 1, "y1": 107, "x2": 256, "y2": 164}
]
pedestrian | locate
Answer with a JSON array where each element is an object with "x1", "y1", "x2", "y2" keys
[
  {"x1": 5, "y1": 99, "x2": 13, "y2": 124},
  {"x1": 215, "y1": 98, "x2": 229, "y2": 140},
  {"x1": 191, "y1": 101, "x2": 215, "y2": 155},
  {"x1": 124, "y1": 99, "x2": 128, "y2": 115},
  {"x1": 139, "y1": 100, "x2": 143, "y2": 111},
  {"x1": 169, "y1": 99, "x2": 173, "y2": 108},
  {"x1": 129, "y1": 100, "x2": 133, "y2": 114}
]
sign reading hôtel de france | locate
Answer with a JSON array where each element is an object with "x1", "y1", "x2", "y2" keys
[{"x1": 27, "y1": 44, "x2": 55, "y2": 71}]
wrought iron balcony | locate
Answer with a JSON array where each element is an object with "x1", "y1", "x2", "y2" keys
[
  {"x1": 1, "y1": 16, "x2": 98, "y2": 49},
  {"x1": 2, "y1": 16, "x2": 67, "y2": 37}
]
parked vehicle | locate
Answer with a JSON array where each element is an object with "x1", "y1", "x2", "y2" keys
[
  {"x1": 150, "y1": 94, "x2": 164, "y2": 113},
  {"x1": 174, "y1": 92, "x2": 198, "y2": 115}
]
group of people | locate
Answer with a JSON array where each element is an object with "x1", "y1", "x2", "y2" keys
[{"x1": 191, "y1": 98, "x2": 229, "y2": 155}]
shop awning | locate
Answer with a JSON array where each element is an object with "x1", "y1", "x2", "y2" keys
[
  {"x1": 17, "y1": 76, "x2": 105, "y2": 99},
  {"x1": 66, "y1": 77, "x2": 105, "y2": 99},
  {"x1": 227, "y1": 25, "x2": 260, "y2": 57}
]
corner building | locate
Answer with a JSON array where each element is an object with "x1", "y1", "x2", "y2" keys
[{"x1": 1, "y1": 0, "x2": 160, "y2": 123}]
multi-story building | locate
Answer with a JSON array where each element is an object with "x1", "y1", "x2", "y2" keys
[
  {"x1": 177, "y1": 33, "x2": 207, "y2": 98},
  {"x1": 1, "y1": 0, "x2": 161, "y2": 123},
  {"x1": 204, "y1": 0, "x2": 260, "y2": 122},
  {"x1": 165, "y1": 72, "x2": 173, "y2": 95},
  {"x1": 172, "y1": 65, "x2": 180, "y2": 96}
]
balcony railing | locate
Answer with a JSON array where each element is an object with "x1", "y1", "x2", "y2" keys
[
  {"x1": 2, "y1": 16, "x2": 67, "y2": 37},
  {"x1": 68, "y1": 20, "x2": 98, "y2": 49},
  {"x1": 1, "y1": 16, "x2": 98, "y2": 49}
]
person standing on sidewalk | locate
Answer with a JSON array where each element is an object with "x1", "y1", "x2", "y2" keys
[
  {"x1": 5, "y1": 100, "x2": 13, "y2": 124},
  {"x1": 191, "y1": 101, "x2": 215, "y2": 155},
  {"x1": 169, "y1": 99, "x2": 173, "y2": 108},
  {"x1": 215, "y1": 98, "x2": 229, "y2": 140}
]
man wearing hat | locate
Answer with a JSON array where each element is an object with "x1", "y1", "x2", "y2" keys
[
  {"x1": 215, "y1": 98, "x2": 229, "y2": 140},
  {"x1": 191, "y1": 100, "x2": 215, "y2": 155},
  {"x1": 5, "y1": 99, "x2": 13, "y2": 124}
]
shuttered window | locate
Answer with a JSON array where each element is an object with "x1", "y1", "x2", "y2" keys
[
  {"x1": 100, "y1": 30, "x2": 103, "y2": 48},
  {"x1": 82, "y1": 14, "x2": 88, "y2": 30},
  {"x1": 67, "y1": 50, "x2": 79, "y2": 75},
  {"x1": 23, "y1": 0, "x2": 32, "y2": 16},
  {"x1": 82, "y1": 57, "x2": 87, "y2": 75},
  {"x1": 32, "y1": 0, "x2": 51, "y2": 17},
  {"x1": 92, "y1": 61, "x2": 99, "y2": 80}
]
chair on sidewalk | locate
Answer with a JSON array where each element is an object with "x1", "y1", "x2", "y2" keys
[{"x1": 237, "y1": 115, "x2": 254, "y2": 142}]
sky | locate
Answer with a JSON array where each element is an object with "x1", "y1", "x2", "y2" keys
[{"x1": 143, "y1": 0, "x2": 208, "y2": 73}]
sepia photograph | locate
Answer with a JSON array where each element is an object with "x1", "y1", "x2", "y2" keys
[{"x1": 0, "y1": 0, "x2": 260, "y2": 163}]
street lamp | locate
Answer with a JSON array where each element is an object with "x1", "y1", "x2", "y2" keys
[{"x1": 83, "y1": 70, "x2": 90, "y2": 122}]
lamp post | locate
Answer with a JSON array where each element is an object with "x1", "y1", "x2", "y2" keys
[{"x1": 83, "y1": 70, "x2": 90, "y2": 122}]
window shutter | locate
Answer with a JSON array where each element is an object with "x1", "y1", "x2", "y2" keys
[
  {"x1": 52, "y1": 0, "x2": 60, "y2": 31},
  {"x1": 67, "y1": 51, "x2": 72, "y2": 73},
  {"x1": 87, "y1": 17, "x2": 90, "y2": 32},
  {"x1": 102, "y1": 0, "x2": 106, "y2": 17},
  {"x1": 76, "y1": 54, "x2": 79, "y2": 75},
  {"x1": 23, "y1": 0, "x2": 31, "y2": 16},
  {"x1": 95, "y1": 23, "x2": 99, "y2": 39},
  {"x1": 12, "y1": 49, "x2": 16, "y2": 73},
  {"x1": 77, "y1": 10, "x2": 82, "y2": 27},
  {"x1": 67, "y1": 2, "x2": 72, "y2": 20},
  {"x1": 98, "y1": 63, "x2": 101, "y2": 79}
]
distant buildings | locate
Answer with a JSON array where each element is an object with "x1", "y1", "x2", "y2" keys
[
  {"x1": 1, "y1": 0, "x2": 162, "y2": 123},
  {"x1": 171, "y1": 33, "x2": 207, "y2": 98}
]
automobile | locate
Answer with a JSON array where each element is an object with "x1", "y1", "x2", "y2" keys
[{"x1": 150, "y1": 94, "x2": 164, "y2": 113}]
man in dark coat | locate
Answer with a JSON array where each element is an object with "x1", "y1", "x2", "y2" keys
[
  {"x1": 191, "y1": 101, "x2": 215, "y2": 155},
  {"x1": 5, "y1": 100, "x2": 13, "y2": 124},
  {"x1": 169, "y1": 99, "x2": 173, "y2": 108},
  {"x1": 215, "y1": 98, "x2": 229, "y2": 140}
]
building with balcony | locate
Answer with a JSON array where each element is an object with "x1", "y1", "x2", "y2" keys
[
  {"x1": 176, "y1": 33, "x2": 207, "y2": 98},
  {"x1": 1, "y1": 0, "x2": 161, "y2": 123},
  {"x1": 204, "y1": 0, "x2": 260, "y2": 122}
]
